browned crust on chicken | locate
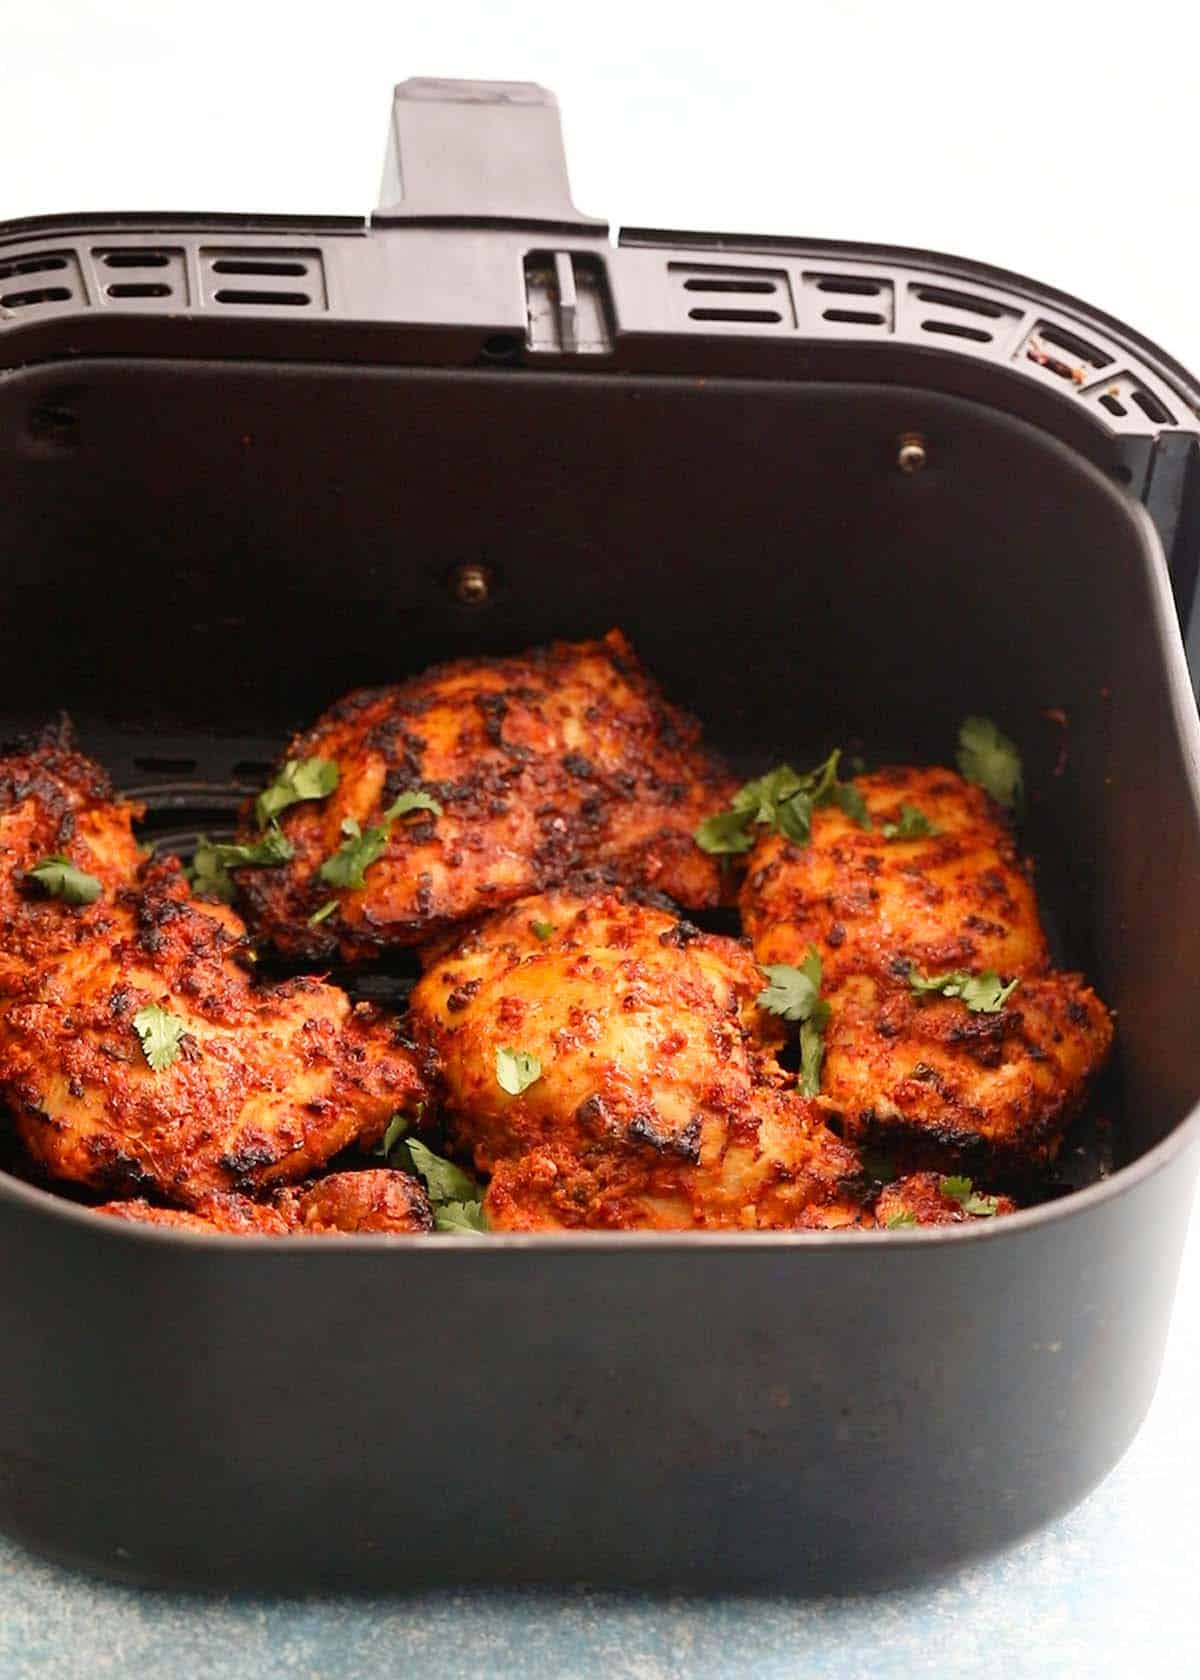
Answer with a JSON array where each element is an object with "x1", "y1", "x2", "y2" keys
[
  {"x1": 0, "y1": 859, "x2": 431, "y2": 1205},
  {"x1": 820, "y1": 969, "x2": 1113, "y2": 1166},
  {"x1": 235, "y1": 630, "x2": 737, "y2": 962},
  {"x1": 411, "y1": 887, "x2": 862, "y2": 1231},
  {"x1": 98, "y1": 1169, "x2": 433, "y2": 1236},
  {"x1": 872, "y1": 1171, "x2": 1018, "y2": 1228},
  {"x1": 740, "y1": 766, "x2": 1050, "y2": 987},
  {"x1": 0, "y1": 726, "x2": 145, "y2": 993}
]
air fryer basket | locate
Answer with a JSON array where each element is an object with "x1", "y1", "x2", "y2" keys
[{"x1": 0, "y1": 81, "x2": 1198, "y2": 1592}]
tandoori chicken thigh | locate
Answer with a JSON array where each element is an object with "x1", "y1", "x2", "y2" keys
[
  {"x1": 410, "y1": 887, "x2": 863, "y2": 1230},
  {"x1": 235, "y1": 631, "x2": 736, "y2": 962}
]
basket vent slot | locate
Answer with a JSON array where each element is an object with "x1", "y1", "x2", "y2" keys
[
  {"x1": 913, "y1": 285, "x2": 1007, "y2": 319},
  {"x1": 670, "y1": 264, "x2": 796, "y2": 330},
  {"x1": 1082, "y1": 374, "x2": 1175, "y2": 427},
  {"x1": 92, "y1": 246, "x2": 188, "y2": 307},
  {"x1": 200, "y1": 247, "x2": 327, "y2": 310},
  {"x1": 922, "y1": 318, "x2": 993, "y2": 343},
  {"x1": 0, "y1": 250, "x2": 85, "y2": 312},
  {"x1": 1023, "y1": 320, "x2": 1114, "y2": 384},
  {"x1": 803, "y1": 272, "x2": 895, "y2": 331}
]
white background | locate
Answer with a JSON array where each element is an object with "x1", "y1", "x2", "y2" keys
[{"x1": 4, "y1": 0, "x2": 1200, "y2": 372}]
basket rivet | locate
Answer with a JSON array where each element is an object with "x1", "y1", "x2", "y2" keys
[
  {"x1": 897, "y1": 434, "x2": 927, "y2": 475},
  {"x1": 453, "y1": 563, "x2": 492, "y2": 606}
]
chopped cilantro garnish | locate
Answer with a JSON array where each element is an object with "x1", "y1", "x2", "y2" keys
[
  {"x1": 375, "y1": 1113, "x2": 410, "y2": 1160},
  {"x1": 757, "y1": 945, "x2": 831, "y2": 1097},
  {"x1": 403, "y1": 1138, "x2": 489, "y2": 1233},
  {"x1": 957, "y1": 716, "x2": 1023, "y2": 811},
  {"x1": 531, "y1": 920, "x2": 555, "y2": 941},
  {"x1": 939, "y1": 1175, "x2": 1001, "y2": 1218},
  {"x1": 255, "y1": 758, "x2": 339, "y2": 829},
  {"x1": 27, "y1": 854, "x2": 101, "y2": 906},
  {"x1": 189, "y1": 825, "x2": 294, "y2": 902},
  {"x1": 495, "y1": 1046, "x2": 542, "y2": 1096},
  {"x1": 308, "y1": 899, "x2": 338, "y2": 927},
  {"x1": 886, "y1": 1211, "x2": 919, "y2": 1229},
  {"x1": 881, "y1": 803, "x2": 938, "y2": 841},
  {"x1": 318, "y1": 791, "x2": 442, "y2": 891},
  {"x1": 695, "y1": 749, "x2": 870, "y2": 855},
  {"x1": 908, "y1": 967, "x2": 1019, "y2": 1013},
  {"x1": 132, "y1": 1004, "x2": 188, "y2": 1072}
]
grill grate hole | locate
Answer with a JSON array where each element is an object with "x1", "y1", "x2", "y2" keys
[
  {"x1": 212, "y1": 288, "x2": 310, "y2": 307},
  {"x1": 914, "y1": 285, "x2": 1007, "y2": 319},
  {"x1": 132, "y1": 755, "x2": 199, "y2": 775},
  {"x1": 815, "y1": 277, "x2": 882, "y2": 296},
  {"x1": 1, "y1": 286, "x2": 72, "y2": 308},
  {"x1": 211, "y1": 258, "x2": 308, "y2": 277},
  {"x1": 107, "y1": 281, "x2": 171, "y2": 299},
  {"x1": 1131, "y1": 387, "x2": 1172, "y2": 423},
  {"x1": 0, "y1": 254, "x2": 68, "y2": 282},
  {"x1": 1035, "y1": 322, "x2": 1112, "y2": 369},
  {"x1": 688, "y1": 307, "x2": 783, "y2": 324},
  {"x1": 823, "y1": 307, "x2": 886, "y2": 326},
  {"x1": 103, "y1": 251, "x2": 170, "y2": 269},
  {"x1": 1099, "y1": 393, "x2": 1128, "y2": 417},
  {"x1": 923, "y1": 318, "x2": 992, "y2": 343},
  {"x1": 682, "y1": 277, "x2": 776, "y2": 294}
]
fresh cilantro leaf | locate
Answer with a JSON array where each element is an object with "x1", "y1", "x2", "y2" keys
[
  {"x1": 27, "y1": 854, "x2": 101, "y2": 906},
  {"x1": 757, "y1": 950, "x2": 823, "y2": 1022},
  {"x1": 834, "y1": 781, "x2": 872, "y2": 829},
  {"x1": 317, "y1": 792, "x2": 442, "y2": 891},
  {"x1": 939, "y1": 1175, "x2": 1001, "y2": 1218},
  {"x1": 694, "y1": 750, "x2": 870, "y2": 855},
  {"x1": 375, "y1": 1113, "x2": 410, "y2": 1160},
  {"x1": 189, "y1": 826, "x2": 294, "y2": 901},
  {"x1": 531, "y1": 920, "x2": 555, "y2": 941},
  {"x1": 308, "y1": 899, "x2": 338, "y2": 927},
  {"x1": 132, "y1": 1004, "x2": 188, "y2": 1072},
  {"x1": 956, "y1": 716, "x2": 1023, "y2": 811},
  {"x1": 496, "y1": 1046, "x2": 542, "y2": 1096},
  {"x1": 799, "y1": 1000, "x2": 831, "y2": 1097},
  {"x1": 433, "y1": 1200, "x2": 490, "y2": 1233},
  {"x1": 756, "y1": 947, "x2": 830, "y2": 1096},
  {"x1": 255, "y1": 757, "x2": 339, "y2": 829},
  {"x1": 403, "y1": 1138, "x2": 489, "y2": 1233},
  {"x1": 886, "y1": 1211, "x2": 919, "y2": 1229},
  {"x1": 881, "y1": 803, "x2": 938, "y2": 841},
  {"x1": 908, "y1": 967, "x2": 1018, "y2": 1013}
]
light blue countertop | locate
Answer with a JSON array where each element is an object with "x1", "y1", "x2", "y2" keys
[{"x1": 4, "y1": 1205, "x2": 1198, "y2": 1680}]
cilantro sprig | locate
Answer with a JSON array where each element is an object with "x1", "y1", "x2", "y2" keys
[
  {"x1": 255, "y1": 757, "x2": 339, "y2": 829},
  {"x1": 695, "y1": 750, "x2": 870, "y2": 856},
  {"x1": 318, "y1": 791, "x2": 442, "y2": 891},
  {"x1": 26, "y1": 854, "x2": 101, "y2": 906},
  {"x1": 957, "y1": 716, "x2": 1023, "y2": 811},
  {"x1": 379, "y1": 1120, "x2": 488, "y2": 1233},
  {"x1": 190, "y1": 825, "x2": 294, "y2": 902},
  {"x1": 940, "y1": 1175, "x2": 1002, "y2": 1218},
  {"x1": 132, "y1": 1004, "x2": 188, "y2": 1072},
  {"x1": 756, "y1": 945, "x2": 831, "y2": 1097},
  {"x1": 886, "y1": 1211, "x2": 918, "y2": 1229},
  {"x1": 881, "y1": 803, "x2": 938, "y2": 841},
  {"x1": 495, "y1": 1046, "x2": 542, "y2": 1096},
  {"x1": 908, "y1": 967, "x2": 1018, "y2": 1013}
]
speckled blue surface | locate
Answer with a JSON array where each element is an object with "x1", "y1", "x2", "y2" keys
[{"x1": 4, "y1": 1209, "x2": 1198, "y2": 1679}]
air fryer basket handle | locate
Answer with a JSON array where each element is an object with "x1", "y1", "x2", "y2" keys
[{"x1": 375, "y1": 78, "x2": 606, "y2": 231}]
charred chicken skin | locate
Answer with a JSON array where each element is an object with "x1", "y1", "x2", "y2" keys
[
  {"x1": 0, "y1": 858, "x2": 430, "y2": 1205},
  {"x1": 235, "y1": 630, "x2": 736, "y2": 963},
  {"x1": 0, "y1": 728, "x2": 144, "y2": 992},
  {"x1": 738, "y1": 766, "x2": 1112, "y2": 1166},
  {"x1": 410, "y1": 887, "x2": 863, "y2": 1230},
  {"x1": 98, "y1": 1169, "x2": 434, "y2": 1235}
]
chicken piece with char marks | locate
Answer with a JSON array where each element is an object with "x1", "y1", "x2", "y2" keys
[
  {"x1": 98, "y1": 1169, "x2": 434, "y2": 1235},
  {"x1": 0, "y1": 857, "x2": 430, "y2": 1205},
  {"x1": 872, "y1": 1171, "x2": 1018, "y2": 1228},
  {"x1": 236, "y1": 630, "x2": 736, "y2": 963},
  {"x1": 410, "y1": 887, "x2": 864, "y2": 1231},
  {"x1": 737, "y1": 764, "x2": 1113, "y2": 1166},
  {"x1": 0, "y1": 728, "x2": 145, "y2": 993}
]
